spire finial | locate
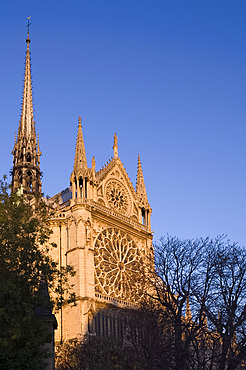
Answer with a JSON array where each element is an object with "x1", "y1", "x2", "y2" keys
[
  {"x1": 113, "y1": 133, "x2": 118, "y2": 159},
  {"x1": 26, "y1": 16, "x2": 31, "y2": 44}
]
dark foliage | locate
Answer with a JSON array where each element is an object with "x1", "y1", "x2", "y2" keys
[
  {"x1": 0, "y1": 178, "x2": 75, "y2": 369},
  {"x1": 56, "y1": 336, "x2": 133, "y2": 370}
]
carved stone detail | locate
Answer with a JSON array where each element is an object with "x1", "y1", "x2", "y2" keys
[
  {"x1": 105, "y1": 179, "x2": 130, "y2": 215},
  {"x1": 94, "y1": 228, "x2": 143, "y2": 301}
]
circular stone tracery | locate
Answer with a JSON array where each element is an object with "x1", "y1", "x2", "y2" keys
[
  {"x1": 105, "y1": 180, "x2": 130, "y2": 214},
  {"x1": 94, "y1": 228, "x2": 143, "y2": 301}
]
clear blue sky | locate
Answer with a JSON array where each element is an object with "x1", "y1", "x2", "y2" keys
[{"x1": 0, "y1": 1, "x2": 246, "y2": 244}]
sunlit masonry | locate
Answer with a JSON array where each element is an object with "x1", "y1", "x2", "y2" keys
[{"x1": 11, "y1": 27, "x2": 153, "y2": 342}]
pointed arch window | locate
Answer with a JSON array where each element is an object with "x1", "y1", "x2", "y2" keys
[
  {"x1": 142, "y1": 208, "x2": 148, "y2": 226},
  {"x1": 78, "y1": 177, "x2": 83, "y2": 198}
]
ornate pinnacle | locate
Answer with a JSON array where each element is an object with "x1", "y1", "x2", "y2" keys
[
  {"x1": 73, "y1": 116, "x2": 88, "y2": 175},
  {"x1": 136, "y1": 154, "x2": 148, "y2": 205}
]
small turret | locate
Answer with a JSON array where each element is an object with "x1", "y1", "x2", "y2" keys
[{"x1": 70, "y1": 116, "x2": 96, "y2": 201}]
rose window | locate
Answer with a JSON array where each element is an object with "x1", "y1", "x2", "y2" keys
[
  {"x1": 105, "y1": 180, "x2": 130, "y2": 214},
  {"x1": 94, "y1": 228, "x2": 143, "y2": 301}
]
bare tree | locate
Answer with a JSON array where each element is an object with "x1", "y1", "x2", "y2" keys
[
  {"x1": 196, "y1": 237, "x2": 246, "y2": 370},
  {"x1": 124, "y1": 302, "x2": 173, "y2": 369},
  {"x1": 152, "y1": 236, "x2": 209, "y2": 370},
  {"x1": 150, "y1": 235, "x2": 246, "y2": 370}
]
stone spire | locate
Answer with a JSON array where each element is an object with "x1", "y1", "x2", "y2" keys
[
  {"x1": 19, "y1": 28, "x2": 35, "y2": 139},
  {"x1": 73, "y1": 116, "x2": 88, "y2": 175},
  {"x1": 136, "y1": 154, "x2": 148, "y2": 205},
  {"x1": 11, "y1": 24, "x2": 42, "y2": 196}
]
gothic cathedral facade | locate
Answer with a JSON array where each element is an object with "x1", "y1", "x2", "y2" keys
[{"x1": 11, "y1": 30, "x2": 153, "y2": 342}]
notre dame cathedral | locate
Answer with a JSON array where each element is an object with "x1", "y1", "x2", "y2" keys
[{"x1": 11, "y1": 28, "x2": 153, "y2": 342}]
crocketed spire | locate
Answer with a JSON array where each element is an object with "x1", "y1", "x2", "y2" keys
[{"x1": 18, "y1": 29, "x2": 35, "y2": 140}]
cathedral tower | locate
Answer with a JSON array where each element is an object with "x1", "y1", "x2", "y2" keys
[{"x1": 11, "y1": 27, "x2": 42, "y2": 196}]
